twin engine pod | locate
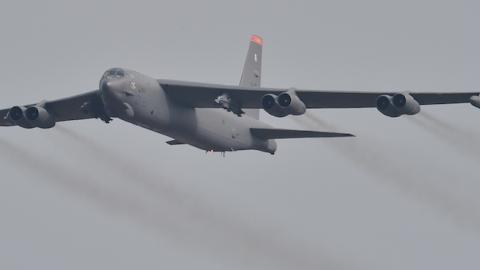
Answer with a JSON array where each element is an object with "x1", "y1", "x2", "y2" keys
[
  {"x1": 262, "y1": 89, "x2": 306, "y2": 117},
  {"x1": 376, "y1": 93, "x2": 420, "y2": 118},
  {"x1": 7, "y1": 104, "x2": 56, "y2": 129}
]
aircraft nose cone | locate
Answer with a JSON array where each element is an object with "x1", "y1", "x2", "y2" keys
[
  {"x1": 101, "y1": 80, "x2": 114, "y2": 92},
  {"x1": 101, "y1": 79, "x2": 124, "y2": 100}
]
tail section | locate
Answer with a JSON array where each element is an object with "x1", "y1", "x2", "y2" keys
[
  {"x1": 240, "y1": 35, "x2": 263, "y2": 119},
  {"x1": 240, "y1": 35, "x2": 263, "y2": 87}
]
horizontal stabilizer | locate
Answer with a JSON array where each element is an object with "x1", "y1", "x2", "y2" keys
[
  {"x1": 166, "y1": 139, "x2": 185, "y2": 145},
  {"x1": 250, "y1": 128, "x2": 354, "y2": 140}
]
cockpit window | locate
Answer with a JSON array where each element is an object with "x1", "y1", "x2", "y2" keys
[{"x1": 104, "y1": 68, "x2": 125, "y2": 79}]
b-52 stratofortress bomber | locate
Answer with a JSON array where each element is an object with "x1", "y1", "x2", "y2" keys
[{"x1": 2, "y1": 35, "x2": 480, "y2": 154}]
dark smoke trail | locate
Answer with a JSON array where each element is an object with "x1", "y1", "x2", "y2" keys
[
  {"x1": 50, "y1": 127, "x2": 352, "y2": 270},
  {"x1": 408, "y1": 112, "x2": 480, "y2": 157},
  {"x1": 0, "y1": 138, "x2": 180, "y2": 234},
  {"x1": 304, "y1": 113, "x2": 337, "y2": 130},
  {"x1": 54, "y1": 125, "x2": 181, "y2": 201},
  {"x1": 0, "y1": 137, "x2": 352, "y2": 270},
  {"x1": 418, "y1": 111, "x2": 457, "y2": 131},
  {"x1": 293, "y1": 114, "x2": 480, "y2": 232},
  {"x1": 54, "y1": 125, "x2": 254, "y2": 233}
]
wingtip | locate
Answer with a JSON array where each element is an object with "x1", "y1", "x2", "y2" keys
[
  {"x1": 337, "y1": 133, "x2": 355, "y2": 138},
  {"x1": 250, "y1": 35, "x2": 263, "y2": 46}
]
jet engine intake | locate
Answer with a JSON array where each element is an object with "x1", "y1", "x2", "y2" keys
[
  {"x1": 392, "y1": 93, "x2": 421, "y2": 115},
  {"x1": 25, "y1": 106, "x2": 56, "y2": 129},
  {"x1": 262, "y1": 90, "x2": 306, "y2": 117},
  {"x1": 262, "y1": 94, "x2": 289, "y2": 117},
  {"x1": 8, "y1": 106, "x2": 26, "y2": 123},
  {"x1": 7, "y1": 106, "x2": 35, "y2": 128},
  {"x1": 376, "y1": 93, "x2": 420, "y2": 117},
  {"x1": 7, "y1": 105, "x2": 55, "y2": 129},
  {"x1": 277, "y1": 90, "x2": 306, "y2": 116}
]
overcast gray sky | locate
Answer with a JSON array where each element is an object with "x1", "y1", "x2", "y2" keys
[{"x1": 1, "y1": 0, "x2": 480, "y2": 269}]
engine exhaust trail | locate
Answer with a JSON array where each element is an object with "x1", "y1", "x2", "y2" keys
[
  {"x1": 0, "y1": 138, "x2": 180, "y2": 233},
  {"x1": 418, "y1": 111, "x2": 456, "y2": 131},
  {"x1": 0, "y1": 137, "x2": 352, "y2": 270},
  {"x1": 54, "y1": 125, "x2": 178, "y2": 198},
  {"x1": 293, "y1": 114, "x2": 480, "y2": 232},
  {"x1": 304, "y1": 112, "x2": 337, "y2": 130},
  {"x1": 408, "y1": 112, "x2": 480, "y2": 157},
  {"x1": 54, "y1": 125, "x2": 252, "y2": 232},
  {"x1": 51, "y1": 127, "x2": 352, "y2": 270}
]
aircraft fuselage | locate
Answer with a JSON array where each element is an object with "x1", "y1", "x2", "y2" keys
[{"x1": 100, "y1": 68, "x2": 277, "y2": 154}]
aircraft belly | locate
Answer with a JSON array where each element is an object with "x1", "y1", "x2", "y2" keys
[
  {"x1": 109, "y1": 79, "x2": 270, "y2": 152},
  {"x1": 177, "y1": 109, "x2": 254, "y2": 151}
]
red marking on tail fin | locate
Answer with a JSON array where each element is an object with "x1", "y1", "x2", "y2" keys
[{"x1": 250, "y1": 35, "x2": 263, "y2": 45}]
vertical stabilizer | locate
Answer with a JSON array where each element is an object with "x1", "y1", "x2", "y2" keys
[{"x1": 240, "y1": 35, "x2": 263, "y2": 119}]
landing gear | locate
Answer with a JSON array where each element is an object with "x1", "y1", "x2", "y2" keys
[{"x1": 205, "y1": 150, "x2": 227, "y2": 157}]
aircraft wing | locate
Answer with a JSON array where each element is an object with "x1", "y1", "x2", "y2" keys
[
  {"x1": 160, "y1": 79, "x2": 479, "y2": 109},
  {"x1": 0, "y1": 90, "x2": 110, "y2": 126}
]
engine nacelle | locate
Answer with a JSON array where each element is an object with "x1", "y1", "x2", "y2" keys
[
  {"x1": 262, "y1": 94, "x2": 289, "y2": 118},
  {"x1": 7, "y1": 105, "x2": 55, "y2": 129},
  {"x1": 8, "y1": 106, "x2": 26, "y2": 123},
  {"x1": 277, "y1": 90, "x2": 306, "y2": 116},
  {"x1": 376, "y1": 93, "x2": 420, "y2": 118},
  {"x1": 25, "y1": 106, "x2": 55, "y2": 129},
  {"x1": 7, "y1": 106, "x2": 35, "y2": 129},
  {"x1": 376, "y1": 95, "x2": 400, "y2": 117},
  {"x1": 392, "y1": 93, "x2": 421, "y2": 115},
  {"x1": 261, "y1": 90, "x2": 306, "y2": 118}
]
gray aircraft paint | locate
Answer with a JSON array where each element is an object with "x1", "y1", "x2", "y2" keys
[
  {"x1": 2, "y1": 36, "x2": 478, "y2": 155},
  {"x1": 240, "y1": 35, "x2": 262, "y2": 120},
  {"x1": 116, "y1": 36, "x2": 274, "y2": 154},
  {"x1": 1, "y1": 36, "x2": 359, "y2": 154},
  {"x1": 101, "y1": 69, "x2": 277, "y2": 154},
  {"x1": 2, "y1": 2, "x2": 480, "y2": 270}
]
